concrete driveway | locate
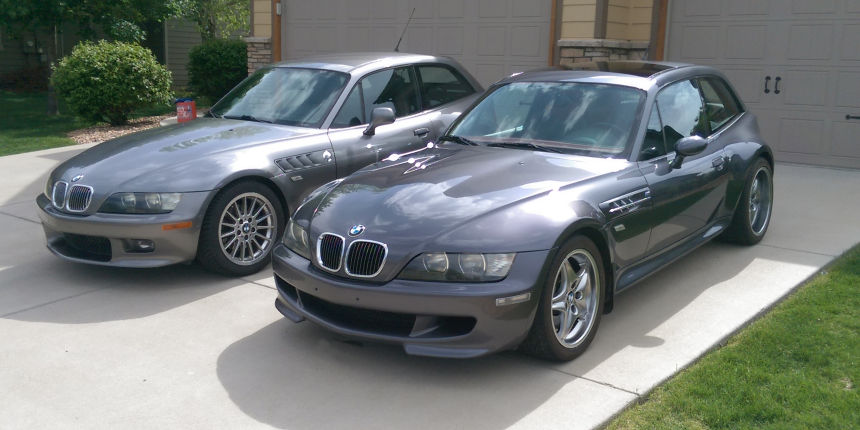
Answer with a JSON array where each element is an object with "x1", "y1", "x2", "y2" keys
[{"x1": 1, "y1": 145, "x2": 858, "y2": 429}]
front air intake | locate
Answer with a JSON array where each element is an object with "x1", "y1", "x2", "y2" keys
[
  {"x1": 345, "y1": 240, "x2": 387, "y2": 278},
  {"x1": 317, "y1": 233, "x2": 344, "y2": 272},
  {"x1": 66, "y1": 185, "x2": 93, "y2": 212}
]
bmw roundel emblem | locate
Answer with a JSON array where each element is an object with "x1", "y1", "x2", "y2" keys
[
  {"x1": 348, "y1": 224, "x2": 366, "y2": 237},
  {"x1": 71, "y1": 174, "x2": 84, "y2": 183}
]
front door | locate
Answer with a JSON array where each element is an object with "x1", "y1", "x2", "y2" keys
[
  {"x1": 327, "y1": 66, "x2": 432, "y2": 176},
  {"x1": 640, "y1": 79, "x2": 729, "y2": 253}
]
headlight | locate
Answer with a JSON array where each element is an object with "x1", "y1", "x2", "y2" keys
[
  {"x1": 398, "y1": 252, "x2": 516, "y2": 282},
  {"x1": 98, "y1": 192, "x2": 182, "y2": 214},
  {"x1": 283, "y1": 218, "x2": 311, "y2": 260}
]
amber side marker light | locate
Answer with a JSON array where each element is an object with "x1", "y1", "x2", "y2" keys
[{"x1": 162, "y1": 221, "x2": 192, "y2": 231}]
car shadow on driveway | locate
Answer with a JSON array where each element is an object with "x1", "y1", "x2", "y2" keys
[
  {"x1": 0, "y1": 210, "x2": 275, "y2": 323},
  {"x1": 214, "y1": 240, "x2": 823, "y2": 429}
]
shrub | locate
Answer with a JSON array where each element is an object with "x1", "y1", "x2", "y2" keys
[
  {"x1": 187, "y1": 39, "x2": 247, "y2": 102},
  {"x1": 52, "y1": 40, "x2": 172, "y2": 125}
]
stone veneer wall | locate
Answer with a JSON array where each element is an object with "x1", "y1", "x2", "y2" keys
[
  {"x1": 558, "y1": 39, "x2": 649, "y2": 64},
  {"x1": 244, "y1": 37, "x2": 273, "y2": 75}
]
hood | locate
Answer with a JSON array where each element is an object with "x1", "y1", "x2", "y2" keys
[
  {"x1": 308, "y1": 144, "x2": 626, "y2": 253},
  {"x1": 51, "y1": 118, "x2": 322, "y2": 190}
]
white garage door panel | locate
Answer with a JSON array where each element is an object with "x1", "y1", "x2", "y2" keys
[
  {"x1": 667, "y1": 0, "x2": 860, "y2": 168},
  {"x1": 281, "y1": 0, "x2": 551, "y2": 87}
]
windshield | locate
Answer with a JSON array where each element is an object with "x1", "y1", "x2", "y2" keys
[
  {"x1": 448, "y1": 82, "x2": 645, "y2": 158},
  {"x1": 210, "y1": 67, "x2": 349, "y2": 128}
]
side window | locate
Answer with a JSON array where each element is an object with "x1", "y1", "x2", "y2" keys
[
  {"x1": 416, "y1": 65, "x2": 475, "y2": 109},
  {"x1": 330, "y1": 84, "x2": 364, "y2": 128},
  {"x1": 656, "y1": 79, "x2": 709, "y2": 150},
  {"x1": 360, "y1": 67, "x2": 420, "y2": 119},
  {"x1": 640, "y1": 103, "x2": 667, "y2": 160},
  {"x1": 698, "y1": 77, "x2": 742, "y2": 132}
]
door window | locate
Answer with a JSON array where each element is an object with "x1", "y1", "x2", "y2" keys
[
  {"x1": 331, "y1": 67, "x2": 421, "y2": 128},
  {"x1": 656, "y1": 79, "x2": 709, "y2": 150},
  {"x1": 361, "y1": 67, "x2": 420, "y2": 119},
  {"x1": 330, "y1": 85, "x2": 364, "y2": 128},
  {"x1": 416, "y1": 65, "x2": 475, "y2": 109},
  {"x1": 698, "y1": 77, "x2": 743, "y2": 132}
]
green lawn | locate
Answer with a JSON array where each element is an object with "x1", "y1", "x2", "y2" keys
[
  {"x1": 607, "y1": 246, "x2": 860, "y2": 429},
  {"x1": 0, "y1": 91, "x2": 93, "y2": 157}
]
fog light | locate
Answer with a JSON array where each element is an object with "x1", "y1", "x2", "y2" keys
[
  {"x1": 124, "y1": 239, "x2": 155, "y2": 253},
  {"x1": 495, "y1": 293, "x2": 531, "y2": 307}
]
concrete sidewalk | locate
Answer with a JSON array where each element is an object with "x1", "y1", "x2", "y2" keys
[{"x1": 1, "y1": 145, "x2": 858, "y2": 429}]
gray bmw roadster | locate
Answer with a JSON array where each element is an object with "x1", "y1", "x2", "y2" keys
[
  {"x1": 273, "y1": 61, "x2": 775, "y2": 360},
  {"x1": 36, "y1": 53, "x2": 481, "y2": 275}
]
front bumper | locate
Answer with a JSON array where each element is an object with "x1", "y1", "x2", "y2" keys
[
  {"x1": 272, "y1": 244, "x2": 552, "y2": 358},
  {"x1": 36, "y1": 192, "x2": 211, "y2": 267}
]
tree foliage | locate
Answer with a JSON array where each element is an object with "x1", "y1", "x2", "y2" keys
[
  {"x1": 52, "y1": 40, "x2": 172, "y2": 125},
  {"x1": 172, "y1": 0, "x2": 250, "y2": 41}
]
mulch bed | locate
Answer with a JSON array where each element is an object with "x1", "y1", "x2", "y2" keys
[{"x1": 67, "y1": 115, "x2": 173, "y2": 145}]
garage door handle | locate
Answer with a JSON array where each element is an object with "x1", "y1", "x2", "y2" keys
[
  {"x1": 414, "y1": 128, "x2": 430, "y2": 137},
  {"x1": 847, "y1": 115, "x2": 860, "y2": 120},
  {"x1": 764, "y1": 76, "x2": 771, "y2": 94},
  {"x1": 774, "y1": 76, "x2": 782, "y2": 94}
]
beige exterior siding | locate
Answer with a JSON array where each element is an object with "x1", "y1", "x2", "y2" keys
[
  {"x1": 165, "y1": 19, "x2": 203, "y2": 89},
  {"x1": 606, "y1": 0, "x2": 652, "y2": 41},
  {"x1": 253, "y1": 0, "x2": 272, "y2": 38},
  {"x1": 561, "y1": 0, "x2": 597, "y2": 38}
]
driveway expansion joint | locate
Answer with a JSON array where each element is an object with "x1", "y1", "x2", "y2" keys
[
  {"x1": 758, "y1": 243, "x2": 837, "y2": 258},
  {"x1": 548, "y1": 367, "x2": 641, "y2": 397},
  {"x1": 0, "y1": 287, "x2": 108, "y2": 318},
  {"x1": 0, "y1": 210, "x2": 40, "y2": 225}
]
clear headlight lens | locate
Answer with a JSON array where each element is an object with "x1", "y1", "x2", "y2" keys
[
  {"x1": 282, "y1": 218, "x2": 311, "y2": 260},
  {"x1": 398, "y1": 252, "x2": 516, "y2": 282},
  {"x1": 98, "y1": 192, "x2": 182, "y2": 214}
]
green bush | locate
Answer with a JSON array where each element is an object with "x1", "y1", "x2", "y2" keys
[
  {"x1": 52, "y1": 40, "x2": 172, "y2": 125},
  {"x1": 187, "y1": 39, "x2": 247, "y2": 102}
]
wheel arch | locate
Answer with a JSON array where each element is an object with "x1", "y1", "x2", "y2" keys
[
  {"x1": 211, "y1": 174, "x2": 289, "y2": 217},
  {"x1": 551, "y1": 220, "x2": 616, "y2": 314}
]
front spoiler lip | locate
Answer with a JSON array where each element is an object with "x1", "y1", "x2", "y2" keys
[{"x1": 271, "y1": 244, "x2": 551, "y2": 358}]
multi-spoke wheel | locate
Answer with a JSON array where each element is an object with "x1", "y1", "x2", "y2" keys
[
  {"x1": 522, "y1": 235, "x2": 605, "y2": 361},
  {"x1": 218, "y1": 192, "x2": 277, "y2": 265},
  {"x1": 723, "y1": 158, "x2": 773, "y2": 245},
  {"x1": 198, "y1": 181, "x2": 284, "y2": 276}
]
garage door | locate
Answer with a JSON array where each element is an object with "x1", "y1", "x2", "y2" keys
[
  {"x1": 666, "y1": 0, "x2": 860, "y2": 169},
  {"x1": 281, "y1": 0, "x2": 552, "y2": 87}
]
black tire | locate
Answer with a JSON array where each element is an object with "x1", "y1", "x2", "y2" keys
[
  {"x1": 722, "y1": 158, "x2": 773, "y2": 245},
  {"x1": 197, "y1": 181, "x2": 285, "y2": 276},
  {"x1": 521, "y1": 235, "x2": 605, "y2": 361}
]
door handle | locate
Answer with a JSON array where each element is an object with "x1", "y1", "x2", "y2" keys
[
  {"x1": 774, "y1": 76, "x2": 782, "y2": 94},
  {"x1": 846, "y1": 114, "x2": 860, "y2": 120},
  {"x1": 712, "y1": 156, "x2": 726, "y2": 170},
  {"x1": 764, "y1": 76, "x2": 771, "y2": 94},
  {"x1": 413, "y1": 128, "x2": 430, "y2": 137}
]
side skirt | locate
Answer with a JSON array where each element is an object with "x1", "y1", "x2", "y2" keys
[{"x1": 613, "y1": 218, "x2": 731, "y2": 294}]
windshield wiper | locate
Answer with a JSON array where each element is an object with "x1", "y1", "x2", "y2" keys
[
  {"x1": 437, "y1": 135, "x2": 479, "y2": 146},
  {"x1": 223, "y1": 114, "x2": 273, "y2": 124},
  {"x1": 486, "y1": 141, "x2": 564, "y2": 153}
]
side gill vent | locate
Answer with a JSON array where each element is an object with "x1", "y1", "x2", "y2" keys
[
  {"x1": 275, "y1": 149, "x2": 331, "y2": 173},
  {"x1": 599, "y1": 188, "x2": 651, "y2": 218}
]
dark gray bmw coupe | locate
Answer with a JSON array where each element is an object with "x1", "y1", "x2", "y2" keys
[{"x1": 272, "y1": 61, "x2": 774, "y2": 360}]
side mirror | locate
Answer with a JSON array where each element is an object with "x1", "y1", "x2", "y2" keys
[
  {"x1": 670, "y1": 136, "x2": 708, "y2": 168},
  {"x1": 363, "y1": 107, "x2": 395, "y2": 136}
]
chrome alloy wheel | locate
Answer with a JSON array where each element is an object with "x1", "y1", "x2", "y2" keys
[
  {"x1": 218, "y1": 192, "x2": 277, "y2": 266},
  {"x1": 551, "y1": 249, "x2": 600, "y2": 348},
  {"x1": 748, "y1": 166, "x2": 772, "y2": 236}
]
